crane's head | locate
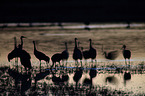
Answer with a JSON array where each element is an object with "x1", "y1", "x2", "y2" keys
[
  {"x1": 103, "y1": 51, "x2": 107, "y2": 55},
  {"x1": 33, "y1": 41, "x2": 35, "y2": 44},
  {"x1": 20, "y1": 36, "x2": 26, "y2": 39},
  {"x1": 89, "y1": 39, "x2": 92, "y2": 41},
  {"x1": 65, "y1": 42, "x2": 67, "y2": 45},
  {"x1": 75, "y1": 38, "x2": 78, "y2": 41},
  {"x1": 122, "y1": 45, "x2": 126, "y2": 49}
]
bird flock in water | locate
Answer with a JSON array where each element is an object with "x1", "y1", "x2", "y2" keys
[
  {"x1": 8, "y1": 36, "x2": 131, "y2": 71},
  {"x1": 6, "y1": 36, "x2": 133, "y2": 93}
]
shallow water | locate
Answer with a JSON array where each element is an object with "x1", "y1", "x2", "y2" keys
[
  {"x1": 1, "y1": 63, "x2": 145, "y2": 95},
  {"x1": 1, "y1": 24, "x2": 145, "y2": 95}
]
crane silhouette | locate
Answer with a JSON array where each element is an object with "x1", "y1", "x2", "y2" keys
[
  {"x1": 18, "y1": 36, "x2": 26, "y2": 50},
  {"x1": 88, "y1": 39, "x2": 97, "y2": 63},
  {"x1": 103, "y1": 51, "x2": 119, "y2": 60},
  {"x1": 51, "y1": 53, "x2": 62, "y2": 68},
  {"x1": 33, "y1": 41, "x2": 50, "y2": 70},
  {"x1": 17, "y1": 36, "x2": 32, "y2": 71},
  {"x1": 73, "y1": 38, "x2": 82, "y2": 66},
  {"x1": 122, "y1": 45, "x2": 131, "y2": 66},
  {"x1": 81, "y1": 47, "x2": 90, "y2": 64},
  {"x1": 73, "y1": 67, "x2": 83, "y2": 90},
  {"x1": 8, "y1": 37, "x2": 19, "y2": 63},
  {"x1": 102, "y1": 45, "x2": 119, "y2": 60},
  {"x1": 61, "y1": 42, "x2": 69, "y2": 66}
]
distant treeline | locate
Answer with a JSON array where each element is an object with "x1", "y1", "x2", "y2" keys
[{"x1": 0, "y1": 0, "x2": 145, "y2": 23}]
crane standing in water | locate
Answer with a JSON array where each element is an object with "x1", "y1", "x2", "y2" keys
[
  {"x1": 102, "y1": 45, "x2": 119, "y2": 60},
  {"x1": 73, "y1": 38, "x2": 82, "y2": 66},
  {"x1": 33, "y1": 41, "x2": 50, "y2": 71},
  {"x1": 18, "y1": 36, "x2": 32, "y2": 71},
  {"x1": 61, "y1": 42, "x2": 69, "y2": 66},
  {"x1": 8, "y1": 37, "x2": 19, "y2": 63},
  {"x1": 122, "y1": 45, "x2": 131, "y2": 65},
  {"x1": 88, "y1": 39, "x2": 97, "y2": 63}
]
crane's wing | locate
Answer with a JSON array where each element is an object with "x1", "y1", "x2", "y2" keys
[{"x1": 108, "y1": 50, "x2": 119, "y2": 60}]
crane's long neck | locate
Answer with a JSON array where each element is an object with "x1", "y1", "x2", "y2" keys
[
  {"x1": 65, "y1": 43, "x2": 68, "y2": 50},
  {"x1": 20, "y1": 37, "x2": 23, "y2": 48},
  {"x1": 104, "y1": 52, "x2": 108, "y2": 58},
  {"x1": 75, "y1": 39, "x2": 78, "y2": 48},
  {"x1": 33, "y1": 42, "x2": 37, "y2": 51},
  {"x1": 90, "y1": 40, "x2": 92, "y2": 48},
  {"x1": 14, "y1": 37, "x2": 17, "y2": 49}
]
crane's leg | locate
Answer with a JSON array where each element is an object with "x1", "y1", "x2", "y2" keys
[
  {"x1": 91, "y1": 59, "x2": 93, "y2": 63},
  {"x1": 75, "y1": 60, "x2": 78, "y2": 66},
  {"x1": 46, "y1": 61, "x2": 48, "y2": 68},
  {"x1": 15, "y1": 57, "x2": 18, "y2": 71},
  {"x1": 75, "y1": 82, "x2": 78, "y2": 90},
  {"x1": 51, "y1": 62, "x2": 54, "y2": 68},
  {"x1": 40, "y1": 60, "x2": 41, "y2": 72},
  {"x1": 85, "y1": 59, "x2": 87, "y2": 66},
  {"x1": 62, "y1": 60, "x2": 64, "y2": 66},
  {"x1": 125, "y1": 58, "x2": 127, "y2": 66},
  {"x1": 129, "y1": 59, "x2": 131, "y2": 68},
  {"x1": 65, "y1": 60, "x2": 68, "y2": 67},
  {"x1": 59, "y1": 62, "x2": 61, "y2": 67},
  {"x1": 80, "y1": 60, "x2": 82, "y2": 67},
  {"x1": 95, "y1": 59, "x2": 97, "y2": 66}
]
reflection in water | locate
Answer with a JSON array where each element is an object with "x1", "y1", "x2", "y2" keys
[
  {"x1": 0, "y1": 63, "x2": 145, "y2": 95},
  {"x1": 73, "y1": 67, "x2": 83, "y2": 90},
  {"x1": 124, "y1": 71, "x2": 131, "y2": 86},
  {"x1": 105, "y1": 76, "x2": 118, "y2": 85}
]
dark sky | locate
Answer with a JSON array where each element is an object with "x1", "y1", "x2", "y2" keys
[{"x1": 0, "y1": 0, "x2": 145, "y2": 22}]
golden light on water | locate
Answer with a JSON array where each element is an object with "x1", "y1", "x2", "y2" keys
[{"x1": 1, "y1": 23, "x2": 145, "y2": 95}]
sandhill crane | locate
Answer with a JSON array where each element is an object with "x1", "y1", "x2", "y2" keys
[
  {"x1": 103, "y1": 51, "x2": 119, "y2": 60},
  {"x1": 33, "y1": 41, "x2": 50, "y2": 70},
  {"x1": 73, "y1": 67, "x2": 83, "y2": 90},
  {"x1": 51, "y1": 53, "x2": 62, "y2": 68},
  {"x1": 8, "y1": 37, "x2": 19, "y2": 63},
  {"x1": 19, "y1": 49, "x2": 32, "y2": 71},
  {"x1": 102, "y1": 45, "x2": 119, "y2": 60},
  {"x1": 17, "y1": 36, "x2": 32, "y2": 71},
  {"x1": 18, "y1": 36, "x2": 26, "y2": 50},
  {"x1": 61, "y1": 42, "x2": 69, "y2": 66},
  {"x1": 88, "y1": 39, "x2": 97, "y2": 63},
  {"x1": 73, "y1": 38, "x2": 82, "y2": 66},
  {"x1": 81, "y1": 47, "x2": 90, "y2": 64},
  {"x1": 122, "y1": 45, "x2": 131, "y2": 65}
]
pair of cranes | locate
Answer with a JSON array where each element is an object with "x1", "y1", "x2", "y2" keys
[
  {"x1": 73, "y1": 38, "x2": 97, "y2": 66},
  {"x1": 8, "y1": 36, "x2": 131, "y2": 71},
  {"x1": 8, "y1": 36, "x2": 32, "y2": 71}
]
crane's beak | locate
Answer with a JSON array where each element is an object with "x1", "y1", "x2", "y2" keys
[
  {"x1": 121, "y1": 47, "x2": 123, "y2": 50},
  {"x1": 23, "y1": 36, "x2": 27, "y2": 38}
]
